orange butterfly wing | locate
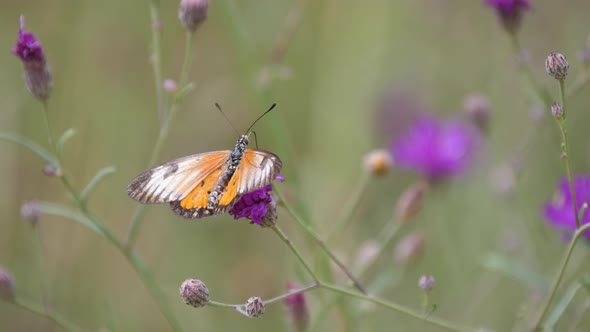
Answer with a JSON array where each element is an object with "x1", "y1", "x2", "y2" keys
[
  {"x1": 217, "y1": 149, "x2": 283, "y2": 206},
  {"x1": 127, "y1": 151, "x2": 229, "y2": 204}
]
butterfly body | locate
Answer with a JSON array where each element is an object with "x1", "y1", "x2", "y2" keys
[{"x1": 127, "y1": 134, "x2": 282, "y2": 219}]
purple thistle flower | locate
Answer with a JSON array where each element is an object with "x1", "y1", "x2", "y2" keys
[
  {"x1": 229, "y1": 176, "x2": 283, "y2": 225},
  {"x1": 391, "y1": 115, "x2": 480, "y2": 181},
  {"x1": 483, "y1": 0, "x2": 530, "y2": 34},
  {"x1": 544, "y1": 176, "x2": 590, "y2": 241},
  {"x1": 12, "y1": 16, "x2": 52, "y2": 101}
]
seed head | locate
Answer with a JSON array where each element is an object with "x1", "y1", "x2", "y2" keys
[
  {"x1": 551, "y1": 102, "x2": 563, "y2": 120},
  {"x1": 179, "y1": 0, "x2": 209, "y2": 32},
  {"x1": 363, "y1": 149, "x2": 394, "y2": 176},
  {"x1": 545, "y1": 52, "x2": 569, "y2": 80},
  {"x1": 396, "y1": 181, "x2": 429, "y2": 223},
  {"x1": 12, "y1": 16, "x2": 52, "y2": 102},
  {"x1": 0, "y1": 268, "x2": 15, "y2": 302},
  {"x1": 245, "y1": 296, "x2": 265, "y2": 318},
  {"x1": 463, "y1": 94, "x2": 490, "y2": 133},
  {"x1": 20, "y1": 200, "x2": 41, "y2": 225},
  {"x1": 179, "y1": 279, "x2": 209, "y2": 307},
  {"x1": 418, "y1": 274, "x2": 435, "y2": 292}
]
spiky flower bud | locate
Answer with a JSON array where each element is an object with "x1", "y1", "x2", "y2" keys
[
  {"x1": 285, "y1": 282, "x2": 309, "y2": 332},
  {"x1": 418, "y1": 274, "x2": 435, "y2": 292},
  {"x1": 245, "y1": 296, "x2": 265, "y2": 318},
  {"x1": 395, "y1": 181, "x2": 429, "y2": 223},
  {"x1": 20, "y1": 200, "x2": 41, "y2": 225},
  {"x1": 179, "y1": 279, "x2": 209, "y2": 307},
  {"x1": 551, "y1": 102, "x2": 563, "y2": 120},
  {"x1": 12, "y1": 16, "x2": 52, "y2": 102},
  {"x1": 463, "y1": 94, "x2": 490, "y2": 133},
  {"x1": 363, "y1": 149, "x2": 394, "y2": 176},
  {"x1": 0, "y1": 268, "x2": 15, "y2": 302},
  {"x1": 179, "y1": 0, "x2": 209, "y2": 32},
  {"x1": 545, "y1": 52, "x2": 569, "y2": 80}
]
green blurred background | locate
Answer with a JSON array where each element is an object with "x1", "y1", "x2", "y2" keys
[{"x1": 1, "y1": 0, "x2": 590, "y2": 331}]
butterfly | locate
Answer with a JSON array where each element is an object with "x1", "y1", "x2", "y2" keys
[{"x1": 127, "y1": 105, "x2": 283, "y2": 219}]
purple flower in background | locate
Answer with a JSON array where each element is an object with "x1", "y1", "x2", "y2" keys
[
  {"x1": 483, "y1": 0, "x2": 530, "y2": 34},
  {"x1": 544, "y1": 176, "x2": 590, "y2": 241},
  {"x1": 391, "y1": 115, "x2": 479, "y2": 180},
  {"x1": 12, "y1": 16, "x2": 52, "y2": 101}
]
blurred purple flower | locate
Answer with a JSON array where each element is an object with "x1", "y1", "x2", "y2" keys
[
  {"x1": 284, "y1": 282, "x2": 309, "y2": 332},
  {"x1": 391, "y1": 115, "x2": 479, "y2": 180},
  {"x1": 483, "y1": 0, "x2": 530, "y2": 34},
  {"x1": 229, "y1": 176, "x2": 283, "y2": 225},
  {"x1": 12, "y1": 16, "x2": 52, "y2": 101},
  {"x1": 544, "y1": 176, "x2": 590, "y2": 241},
  {"x1": 12, "y1": 17, "x2": 45, "y2": 62}
]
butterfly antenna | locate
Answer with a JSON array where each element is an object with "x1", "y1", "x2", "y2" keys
[
  {"x1": 215, "y1": 103, "x2": 241, "y2": 136},
  {"x1": 245, "y1": 103, "x2": 277, "y2": 134}
]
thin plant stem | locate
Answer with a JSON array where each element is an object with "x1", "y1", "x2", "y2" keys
[
  {"x1": 274, "y1": 185, "x2": 367, "y2": 294},
  {"x1": 557, "y1": 79, "x2": 580, "y2": 229},
  {"x1": 208, "y1": 283, "x2": 320, "y2": 309},
  {"x1": 272, "y1": 225, "x2": 320, "y2": 282},
  {"x1": 533, "y1": 222, "x2": 590, "y2": 329},
  {"x1": 319, "y1": 282, "x2": 470, "y2": 332},
  {"x1": 125, "y1": 25, "x2": 196, "y2": 249},
  {"x1": 358, "y1": 217, "x2": 401, "y2": 279},
  {"x1": 40, "y1": 101, "x2": 55, "y2": 153},
  {"x1": 32, "y1": 224, "x2": 49, "y2": 313},
  {"x1": 13, "y1": 298, "x2": 81, "y2": 332},
  {"x1": 149, "y1": 0, "x2": 166, "y2": 128},
  {"x1": 327, "y1": 172, "x2": 371, "y2": 242}
]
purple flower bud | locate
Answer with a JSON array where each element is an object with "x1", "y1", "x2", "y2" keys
[
  {"x1": 418, "y1": 274, "x2": 435, "y2": 292},
  {"x1": 551, "y1": 102, "x2": 563, "y2": 120},
  {"x1": 0, "y1": 268, "x2": 15, "y2": 302},
  {"x1": 284, "y1": 282, "x2": 309, "y2": 332},
  {"x1": 179, "y1": 0, "x2": 209, "y2": 32},
  {"x1": 394, "y1": 231, "x2": 427, "y2": 265},
  {"x1": 245, "y1": 296, "x2": 265, "y2": 318},
  {"x1": 483, "y1": 0, "x2": 530, "y2": 34},
  {"x1": 179, "y1": 279, "x2": 209, "y2": 307},
  {"x1": 544, "y1": 175, "x2": 590, "y2": 241},
  {"x1": 545, "y1": 52, "x2": 569, "y2": 81},
  {"x1": 163, "y1": 79, "x2": 178, "y2": 93},
  {"x1": 12, "y1": 16, "x2": 52, "y2": 102},
  {"x1": 20, "y1": 200, "x2": 41, "y2": 225},
  {"x1": 42, "y1": 164, "x2": 63, "y2": 177}
]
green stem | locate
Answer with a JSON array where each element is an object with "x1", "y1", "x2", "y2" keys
[
  {"x1": 319, "y1": 283, "x2": 470, "y2": 332},
  {"x1": 358, "y1": 217, "x2": 401, "y2": 279},
  {"x1": 40, "y1": 101, "x2": 55, "y2": 152},
  {"x1": 149, "y1": 0, "x2": 166, "y2": 128},
  {"x1": 125, "y1": 25, "x2": 196, "y2": 249},
  {"x1": 533, "y1": 222, "x2": 590, "y2": 329},
  {"x1": 13, "y1": 298, "x2": 81, "y2": 332},
  {"x1": 327, "y1": 173, "x2": 370, "y2": 242},
  {"x1": 557, "y1": 79, "x2": 580, "y2": 229},
  {"x1": 274, "y1": 186, "x2": 367, "y2": 294},
  {"x1": 208, "y1": 283, "x2": 320, "y2": 308},
  {"x1": 272, "y1": 225, "x2": 320, "y2": 282}
]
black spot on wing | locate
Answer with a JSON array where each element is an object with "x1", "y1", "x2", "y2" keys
[{"x1": 169, "y1": 200, "x2": 231, "y2": 219}]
